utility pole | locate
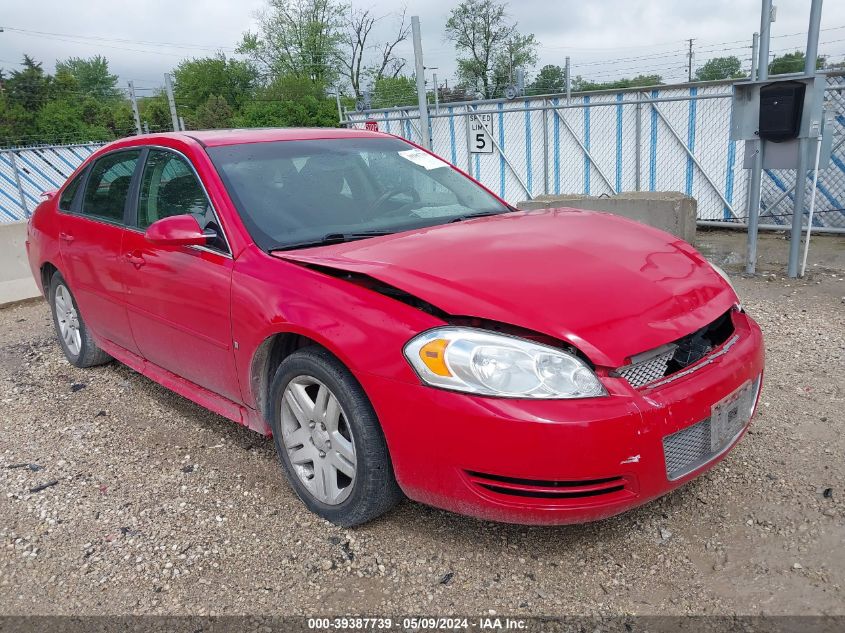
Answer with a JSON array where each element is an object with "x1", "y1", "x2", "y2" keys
[
  {"x1": 788, "y1": 0, "x2": 823, "y2": 278},
  {"x1": 565, "y1": 56, "x2": 571, "y2": 103},
  {"x1": 746, "y1": 2, "x2": 774, "y2": 275},
  {"x1": 164, "y1": 73, "x2": 179, "y2": 132},
  {"x1": 127, "y1": 81, "x2": 142, "y2": 135},
  {"x1": 687, "y1": 39, "x2": 695, "y2": 82},
  {"x1": 335, "y1": 87, "x2": 344, "y2": 126},
  {"x1": 411, "y1": 15, "x2": 432, "y2": 150}
]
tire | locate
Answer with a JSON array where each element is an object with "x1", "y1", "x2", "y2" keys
[
  {"x1": 269, "y1": 346, "x2": 403, "y2": 527},
  {"x1": 48, "y1": 271, "x2": 112, "y2": 368}
]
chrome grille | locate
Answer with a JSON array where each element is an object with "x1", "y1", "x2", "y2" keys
[
  {"x1": 663, "y1": 417, "x2": 713, "y2": 480},
  {"x1": 616, "y1": 350, "x2": 674, "y2": 388}
]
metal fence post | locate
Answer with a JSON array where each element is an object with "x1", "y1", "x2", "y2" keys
[
  {"x1": 635, "y1": 93, "x2": 642, "y2": 191},
  {"x1": 542, "y1": 102, "x2": 549, "y2": 195},
  {"x1": 465, "y1": 106, "x2": 474, "y2": 174},
  {"x1": 6, "y1": 151, "x2": 30, "y2": 218}
]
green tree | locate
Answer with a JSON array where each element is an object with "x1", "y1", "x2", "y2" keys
[
  {"x1": 6, "y1": 55, "x2": 51, "y2": 111},
  {"x1": 138, "y1": 94, "x2": 174, "y2": 133},
  {"x1": 769, "y1": 51, "x2": 825, "y2": 75},
  {"x1": 192, "y1": 95, "x2": 235, "y2": 129},
  {"x1": 238, "y1": 0, "x2": 345, "y2": 86},
  {"x1": 528, "y1": 64, "x2": 566, "y2": 95},
  {"x1": 573, "y1": 74, "x2": 662, "y2": 93},
  {"x1": 695, "y1": 56, "x2": 744, "y2": 81},
  {"x1": 371, "y1": 75, "x2": 417, "y2": 108},
  {"x1": 234, "y1": 95, "x2": 336, "y2": 127},
  {"x1": 445, "y1": 0, "x2": 537, "y2": 98},
  {"x1": 55, "y1": 55, "x2": 120, "y2": 100},
  {"x1": 173, "y1": 54, "x2": 258, "y2": 113}
]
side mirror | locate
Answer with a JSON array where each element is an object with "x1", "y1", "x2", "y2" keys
[{"x1": 145, "y1": 214, "x2": 212, "y2": 247}]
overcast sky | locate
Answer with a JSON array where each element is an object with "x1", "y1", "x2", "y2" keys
[{"x1": 2, "y1": 0, "x2": 844, "y2": 95}]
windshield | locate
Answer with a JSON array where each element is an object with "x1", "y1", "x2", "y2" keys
[{"x1": 206, "y1": 137, "x2": 510, "y2": 250}]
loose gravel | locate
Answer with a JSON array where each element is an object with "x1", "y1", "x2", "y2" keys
[{"x1": 0, "y1": 271, "x2": 843, "y2": 616}]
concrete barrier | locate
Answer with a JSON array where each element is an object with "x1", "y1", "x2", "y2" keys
[
  {"x1": 517, "y1": 192, "x2": 697, "y2": 243},
  {"x1": 0, "y1": 221, "x2": 40, "y2": 308}
]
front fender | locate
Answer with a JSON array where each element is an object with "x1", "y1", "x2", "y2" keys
[{"x1": 231, "y1": 247, "x2": 443, "y2": 412}]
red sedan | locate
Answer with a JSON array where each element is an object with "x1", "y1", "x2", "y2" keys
[{"x1": 26, "y1": 128, "x2": 764, "y2": 527}]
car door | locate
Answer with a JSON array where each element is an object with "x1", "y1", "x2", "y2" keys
[
  {"x1": 58, "y1": 149, "x2": 142, "y2": 354},
  {"x1": 120, "y1": 147, "x2": 241, "y2": 402}
]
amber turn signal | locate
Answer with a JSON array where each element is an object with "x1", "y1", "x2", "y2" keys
[{"x1": 418, "y1": 338, "x2": 452, "y2": 376}]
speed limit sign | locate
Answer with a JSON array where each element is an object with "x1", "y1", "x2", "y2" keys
[{"x1": 468, "y1": 113, "x2": 494, "y2": 154}]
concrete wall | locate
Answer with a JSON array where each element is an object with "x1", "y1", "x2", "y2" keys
[
  {"x1": 0, "y1": 221, "x2": 40, "y2": 307},
  {"x1": 516, "y1": 191, "x2": 697, "y2": 244}
]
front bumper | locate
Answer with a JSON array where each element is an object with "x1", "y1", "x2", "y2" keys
[{"x1": 363, "y1": 310, "x2": 765, "y2": 525}]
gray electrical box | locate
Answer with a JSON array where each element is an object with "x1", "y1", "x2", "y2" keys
[
  {"x1": 731, "y1": 75, "x2": 826, "y2": 141},
  {"x1": 731, "y1": 75, "x2": 832, "y2": 169}
]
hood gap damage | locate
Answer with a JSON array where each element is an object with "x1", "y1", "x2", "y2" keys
[{"x1": 293, "y1": 261, "x2": 594, "y2": 367}]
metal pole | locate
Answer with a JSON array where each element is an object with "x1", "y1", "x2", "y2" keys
[
  {"x1": 335, "y1": 87, "x2": 344, "y2": 125},
  {"x1": 128, "y1": 81, "x2": 142, "y2": 135},
  {"x1": 750, "y1": 33, "x2": 759, "y2": 85},
  {"x1": 465, "y1": 105, "x2": 473, "y2": 173},
  {"x1": 746, "y1": 2, "x2": 773, "y2": 274},
  {"x1": 635, "y1": 93, "x2": 642, "y2": 191},
  {"x1": 178, "y1": 116, "x2": 186, "y2": 132},
  {"x1": 6, "y1": 151, "x2": 29, "y2": 217},
  {"x1": 542, "y1": 103, "x2": 549, "y2": 195},
  {"x1": 804, "y1": 0, "x2": 823, "y2": 74},
  {"x1": 801, "y1": 130, "x2": 823, "y2": 276},
  {"x1": 411, "y1": 16, "x2": 432, "y2": 150},
  {"x1": 687, "y1": 39, "x2": 694, "y2": 82},
  {"x1": 164, "y1": 74, "x2": 180, "y2": 132},
  {"x1": 758, "y1": 1, "x2": 772, "y2": 81},
  {"x1": 787, "y1": 0, "x2": 823, "y2": 278},
  {"x1": 565, "y1": 57, "x2": 571, "y2": 104},
  {"x1": 433, "y1": 72, "x2": 439, "y2": 114}
]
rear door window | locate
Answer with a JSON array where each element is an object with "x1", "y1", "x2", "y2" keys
[{"x1": 80, "y1": 150, "x2": 141, "y2": 223}]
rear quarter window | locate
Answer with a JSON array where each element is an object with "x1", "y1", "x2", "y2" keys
[{"x1": 58, "y1": 172, "x2": 85, "y2": 212}]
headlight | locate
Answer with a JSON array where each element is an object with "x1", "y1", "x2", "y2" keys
[
  {"x1": 710, "y1": 263, "x2": 741, "y2": 306},
  {"x1": 403, "y1": 327, "x2": 606, "y2": 399}
]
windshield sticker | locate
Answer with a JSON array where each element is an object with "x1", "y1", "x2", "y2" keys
[{"x1": 398, "y1": 149, "x2": 448, "y2": 171}]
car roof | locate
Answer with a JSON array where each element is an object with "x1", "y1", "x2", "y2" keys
[{"x1": 119, "y1": 127, "x2": 390, "y2": 148}]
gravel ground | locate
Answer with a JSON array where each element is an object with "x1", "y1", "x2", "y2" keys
[{"x1": 0, "y1": 271, "x2": 843, "y2": 617}]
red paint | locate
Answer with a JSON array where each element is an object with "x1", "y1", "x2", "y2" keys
[
  {"x1": 144, "y1": 215, "x2": 208, "y2": 246},
  {"x1": 27, "y1": 128, "x2": 765, "y2": 525}
]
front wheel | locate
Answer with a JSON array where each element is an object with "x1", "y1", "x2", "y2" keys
[{"x1": 269, "y1": 347, "x2": 402, "y2": 526}]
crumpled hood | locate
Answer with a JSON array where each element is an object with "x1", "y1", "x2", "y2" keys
[{"x1": 276, "y1": 209, "x2": 737, "y2": 367}]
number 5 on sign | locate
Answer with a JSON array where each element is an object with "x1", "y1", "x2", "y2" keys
[{"x1": 468, "y1": 113, "x2": 494, "y2": 154}]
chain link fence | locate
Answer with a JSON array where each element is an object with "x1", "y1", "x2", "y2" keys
[
  {"x1": 1, "y1": 73, "x2": 843, "y2": 231},
  {"x1": 349, "y1": 73, "x2": 845, "y2": 232}
]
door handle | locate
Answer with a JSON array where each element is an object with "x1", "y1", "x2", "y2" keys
[
  {"x1": 125, "y1": 251, "x2": 146, "y2": 267},
  {"x1": 58, "y1": 232, "x2": 75, "y2": 243}
]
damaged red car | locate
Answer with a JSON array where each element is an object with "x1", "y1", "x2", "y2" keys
[{"x1": 26, "y1": 128, "x2": 764, "y2": 527}]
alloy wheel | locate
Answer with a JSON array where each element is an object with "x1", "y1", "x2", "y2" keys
[
  {"x1": 280, "y1": 375, "x2": 357, "y2": 505},
  {"x1": 54, "y1": 284, "x2": 82, "y2": 356}
]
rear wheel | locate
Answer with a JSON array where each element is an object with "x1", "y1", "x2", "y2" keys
[
  {"x1": 269, "y1": 347, "x2": 402, "y2": 526},
  {"x1": 48, "y1": 271, "x2": 112, "y2": 368}
]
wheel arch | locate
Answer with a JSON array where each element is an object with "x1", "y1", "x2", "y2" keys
[
  {"x1": 40, "y1": 261, "x2": 60, "y2": 297},
  {"x1": 249, "y1": 328, "x2": 356, "y2": 428}
]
